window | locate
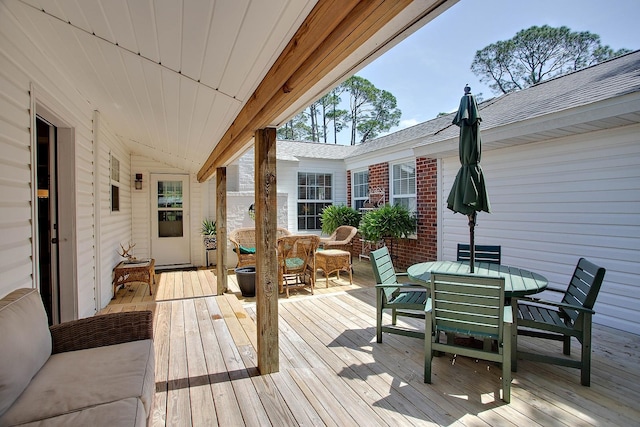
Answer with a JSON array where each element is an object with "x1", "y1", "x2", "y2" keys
[
  {"x1": 391, "y1": 161, "x2": 416, "y2": 212},
  {"x1": 352, "y1": 170, "x2": 369, "y2": 210},
  {"x1": 110, "y1": 154, "x2": 120, "y2": 212},
  {"x1": 157, "y1": 180, "x2": 184, "y2": 238},
  {"x1": 297, "y1": 172, "x2": 332, "y2": 230}
]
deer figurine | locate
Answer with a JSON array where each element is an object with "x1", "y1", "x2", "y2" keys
[{"x1": 118, "y1": 242, "x2": 137, "y2": 261}]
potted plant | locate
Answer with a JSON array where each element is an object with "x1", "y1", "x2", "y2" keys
[
  {"x1": 201, "y1": 218, "x2": 217, "y2": 250},
  {"x1": 320, "y1": 204, "x2": 361, "y2": 235},
  {"x1": 359, "y1": 204, "x2": 416, "y2": 258}
]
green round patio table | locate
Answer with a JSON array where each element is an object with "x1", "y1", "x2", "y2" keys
[{"x1": 407, "y1": 260, "x2": 548, "y2": 298}]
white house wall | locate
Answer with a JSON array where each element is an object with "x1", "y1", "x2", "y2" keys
[
  {"x1": 0, "y1": 3, "x2": 134, "y2": 317},
  {"x1": 278, "y1": 157, "x2": 348, "y2": 233},
  {"x1": 441, "y1": 124, "x2": 640, "y2": 334},
  {"x1": 96, "y1": 116, "x2": 132, "y2": 308},
  {"x1": 0, "y1": 31, "x2": 35, "y2": 300}
]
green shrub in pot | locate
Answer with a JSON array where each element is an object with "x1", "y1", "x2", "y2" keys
[
  {"x1": 359, "y1": 204, "x2": 416, "y2": 253},
  {"x1": 320, "y1": 205, "x2": 361, "y2": 235}
]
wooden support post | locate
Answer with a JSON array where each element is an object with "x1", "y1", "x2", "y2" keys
[
  {"x1": 216, "y1": 167, "x2": 227, "y2": 295},
  {"x1": 255, "y1": 128, "x2": 279, "y2": 374}
]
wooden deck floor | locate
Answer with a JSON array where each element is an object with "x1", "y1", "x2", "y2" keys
[{"x1": 103, "y1": 259, "x2": 640, "y2": 426}]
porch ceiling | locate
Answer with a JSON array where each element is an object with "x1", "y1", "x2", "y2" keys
[{"x1": 6, "y1": 0, "x2": 456, "y2": 176}]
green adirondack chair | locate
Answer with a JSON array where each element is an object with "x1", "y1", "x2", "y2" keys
[
  {"x1": 370, "y1": 246, "x2": 427, "y2": 342},
  {"x1": 514, "y1": 257, "x2": 606, "y2": 386},
  {"x1": 424, "y1": 272, "x2": 511, "y2": 403}
]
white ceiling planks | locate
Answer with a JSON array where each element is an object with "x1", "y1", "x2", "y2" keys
[
  {"x1": 98, "y1": 0, "x2": 137, "y2": 51},
  {"x1": 125, "y1": 0, "x2": 161, "y2": 63},
  {"x1": 7, "y1": 0, "x2": 451, "y2": 174},
  {"x1": 160, "y1": 67, "x2": 182, "y2": 157},
  {"x1": 176, "y1": 77, "x2": 202, "y2": 165},
  {"x1": 199, "y1": 0, "x2": 250, "y2": 92},
  {"x1": 7, "y1": 0, "x2": 320, "y2": 172},
  {"x1": 179, "y1": 0, "x2": 215, "y2": 81},
  {"x1": 139, "y1": 59, "x2": 167, "y2": 152},
  {"x1": 154, "y1": 0, "x2": 183, "y2": 73},
  {"x1": 233, "y1": 0, "x2": 316, "y2": 101},
  {"x1": 219, "y1": 0, "x2": 289, "y2": 98},
  {"x1": 187, "y1": 89, "x2": 237, "y2": 162},
  {"x1": 75, "y1": 0, "x2": 113, "y2": 43}
]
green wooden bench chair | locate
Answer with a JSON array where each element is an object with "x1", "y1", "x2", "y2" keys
[
  {"x1": 371, "y1": 246, "x2": 427, "y2": 342},
  {"x1": 457, "y1": 244, "x2": 502, "y2": 264},
  {"x1": 424, "y1": 272, "x2": 511, "y2": 403},
  {"x1": 513, "y1": 257, "x2": 606, "y2": 386}
]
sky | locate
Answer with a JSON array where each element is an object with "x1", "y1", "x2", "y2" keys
[{"x1": 342, "y1": 0, "x2": 639, "y2": 143}]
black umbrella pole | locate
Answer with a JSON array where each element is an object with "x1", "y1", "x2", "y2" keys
[{"x1": 468, "y1": 212, "x2": 476, "y2": 273}]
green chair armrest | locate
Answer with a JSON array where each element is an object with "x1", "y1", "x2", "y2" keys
[
  {"x1": 374, "y1": 282, "x2": 425, "y2": 288},
  {"x1": 517, "y1": 297, "x2": 595, "y2": 315},
  {"x1": 503, "y1": 306, "x2": 513, "y2": 324}
]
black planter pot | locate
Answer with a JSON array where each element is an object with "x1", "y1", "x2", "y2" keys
[{"x1": 235, "y1": 266, "x2": 256, "y2": 297}]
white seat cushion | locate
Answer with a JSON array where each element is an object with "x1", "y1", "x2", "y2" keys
[
  {"x1": 0, "y1": 339, "x2": 154, "y2": 426},
  {"x1": 17, "y1": 398, "x2": 146, "y2": 427},
  {"x1": 0, "y1": 289, "x2": 51, "y2": 416}
]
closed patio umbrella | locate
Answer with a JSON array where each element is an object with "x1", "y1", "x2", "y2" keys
[{"x1": 446, "y1": 85, "x2": 490, "y2": 272}]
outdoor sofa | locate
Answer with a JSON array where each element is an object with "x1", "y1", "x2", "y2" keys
[{"x1": 0, "y1": 288, "x2": 155, "y2": 427}]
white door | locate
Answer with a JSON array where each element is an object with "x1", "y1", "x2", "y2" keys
[{"x1": 151, "y1": 174, "x2": 190, "y2": 266}]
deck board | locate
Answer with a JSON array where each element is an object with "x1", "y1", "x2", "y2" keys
[{"x1": 102, "y1": 261, "x2": 640, "y2": 426}]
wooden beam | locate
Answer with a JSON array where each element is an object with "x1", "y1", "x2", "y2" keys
[
  {"x1": 254, "y1": 128, "x2": 279, "y2": 374},
  {"x1": 215, "y1": 167, "x2": 227, "y2": 295},
  {"x1": 197, "y1": 0, "x2": 414, "y2": 182},
  {"x1": 268, "y1": 0, "x2": 413, "y2": 117}
]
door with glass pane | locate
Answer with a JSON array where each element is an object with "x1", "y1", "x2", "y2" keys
[{"x1": 151, "y1": 174, "x2": 190, "y2": 266}]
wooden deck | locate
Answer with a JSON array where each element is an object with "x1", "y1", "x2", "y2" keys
[{"x1": 103, "y1": 259, "x2": 640, "y2": 426}]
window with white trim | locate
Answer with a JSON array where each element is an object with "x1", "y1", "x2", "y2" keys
[
  {"x1": 352, "y1": 170, "x2": 369, "y2": 211},
  {"x1": 110, "y1": 154, "x2": 120, "y2": 212},
  {"x1": 391, "y1": 161, "x2": 416, "y2": 212},
  {"x1": 297, "y1": 172, "x2": 332, "y2": 230}
]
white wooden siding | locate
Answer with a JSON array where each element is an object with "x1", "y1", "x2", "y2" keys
[
  {"x1": 0, "y1": 44, "x2": 33, "y2": 299},
  {"x1": 441, "y1": 124, "x2": 640, "y2": 334},
  {"x1": 0, "y1": 4, "x2": 136, "y2": 317},
  {"x1": 97, "y1": 117, "x2": 132, "y2": 307}
]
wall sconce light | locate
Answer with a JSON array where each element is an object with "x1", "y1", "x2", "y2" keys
[
  {"x1": 135, "y1": 173, "x2": 143, "y2": 190},
  {"x1": 248, "y1": 203, "x2": 255, "y2": 221}
]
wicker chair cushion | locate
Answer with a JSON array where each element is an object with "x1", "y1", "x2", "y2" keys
[
  {"x1": 236, "y1": 246, "x2": 256, "y2": 254},
  {"x1": 285, "y1": 257, "x2": 304, "y2": 269},
  {"x1": 0, "y1": 289, "x2": 51, "y2": 416}
]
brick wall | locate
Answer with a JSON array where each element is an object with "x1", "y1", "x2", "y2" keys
[{"x1": 351, "y1": 158, "x2": 438, "y2": 269}]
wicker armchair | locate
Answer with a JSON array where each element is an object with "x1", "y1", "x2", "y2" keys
[
  {"x1": 319, "y1": 225, "x2": 358, "y2": 251},
  {"x1": 277, "y1": 234, "x2": 320, "y2": 297},
  {"x1": 229, "y1": 227, "x2": 291, "y2": 267}
]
